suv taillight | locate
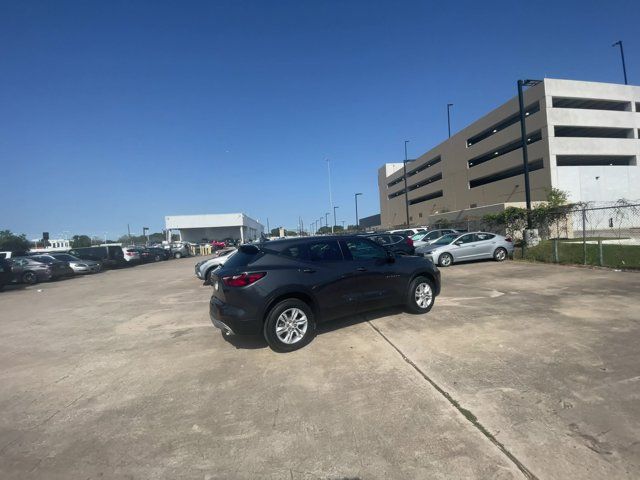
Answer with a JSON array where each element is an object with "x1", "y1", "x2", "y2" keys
[
  {"x1": 406, "y1": 237, "x2": 414, "y2": 247},
  {"x1": 222, "y1": 272, "x2": 266, "y2": 287}
]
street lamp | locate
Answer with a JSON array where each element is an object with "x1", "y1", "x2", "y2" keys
[
  {"x1": 325, "y1": 212, "x2": 330, "y2": 231},
  {"x1": 612, "y1": 41, "x2": 628, "y2": 85},
  {"x1": 354, "y1": 193, "x2": 363, "y2": 230},
  {"x1": 447, "y1": 103, "x2": 454, "y2": 138},
  {"x1": 333, "y1": 205, "x2": 339, "y2": 231},
  {"x1": 403, "y1": 140, "x2": 411, "y2": 226},
  {"x1": 517, "y1": 79, "x2": 542, "y2": 230}
]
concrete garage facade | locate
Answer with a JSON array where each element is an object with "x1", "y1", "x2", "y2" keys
[
  {"x1": 165, "y1": 213, "x2": 264, "y2": 243},
  {"x1": 379, "y1": 78, "x2": 640, "y2": 229}
]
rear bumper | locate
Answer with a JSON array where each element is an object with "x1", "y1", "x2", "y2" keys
[{"x1": 209, "y1": 296, "x2": 262, "y2": 336}]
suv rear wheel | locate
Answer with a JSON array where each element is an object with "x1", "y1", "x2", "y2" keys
[
  {"x1": 174, "y1": 252, "x2": 182, "y2": 259},
  {"x1": 406, "y1": 276, "x2": 435, "y2": 314},
  {"x1": 22, "y1": 271, "x2": 38, "y2": 285},
  {"x1": 264, "y1": 299, "x2": 315, "y2": 352}
]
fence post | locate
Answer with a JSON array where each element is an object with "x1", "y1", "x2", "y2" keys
[
  {"x1": 598, "y1": 239, "x2": 603, "y2": 266},
  {"x1": 553, "y1": 239, "x2": 559, "y2": 263},
  {"x1": 582, "y1": 207, "x2": 587, "y2": 266}
]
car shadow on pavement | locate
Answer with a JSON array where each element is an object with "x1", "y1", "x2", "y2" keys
[{"x1": 221, "y1": 305, "x2": 406, "y2": 350}]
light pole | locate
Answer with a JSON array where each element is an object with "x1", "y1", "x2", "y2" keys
[
  {"x1": 517, "y1": 79, "x2": 542, "y2": 230},
  {"x1": 327, "y1": 159, "x2": 334, "y2": 233},
  {"x1": 325, "y1": 212, "x2": 330, "y2": 231},
  {"x1": 354, "y1": 193, "x2": 363, "y2": 230},
  {"x1": 333, "y1": 206, "x2": 339, "y2": 230},
  {"x1": 403, "y1": 140, "x2": 410, "y2": 226},
  {"x1": 142, "y1": 227, "x2": 149, "y2": 246},
  {"x1": 612, "y1": 41, "x2": 628, "y2": 85},
  {"x1": 447, "y1": 103, "x2": 453, "y2": 138}
]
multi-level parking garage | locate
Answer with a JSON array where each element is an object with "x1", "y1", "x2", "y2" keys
[{"x1": 378, "y1": 78, "x2": 640, "y2": 228}]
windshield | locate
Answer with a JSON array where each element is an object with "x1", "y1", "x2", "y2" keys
[
  {"x1": 52, "y1": 254, "x2": 77, "y2": 261},
  {"x1": 411, "y1": 233, "x2": 426, "y2": 241},
  {"x1": 431, "y1": 234, "x2": 458, "y2": 246}
]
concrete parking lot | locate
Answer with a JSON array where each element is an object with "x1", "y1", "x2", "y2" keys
[{"x1": 1, "y1": 259, "x2": 639, "y2": 479}]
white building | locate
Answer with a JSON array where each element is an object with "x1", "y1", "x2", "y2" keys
[
  {"x1": 30, "y1": 238, "x2": 71, "y2": 252},
  {"x1": 379, "y1": 78, "x2": 640, "y2": 229},
  {"x1": 164, "y1": 213, "x2": 264, "y2": 243}
]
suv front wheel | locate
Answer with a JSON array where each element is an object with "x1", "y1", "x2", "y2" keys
[
  {"x1": 406, "y1": 276, "x2": 435, "y2": 314},
  {"x1": 264, "y1": 299, "x2": 315, "y2": 352}
]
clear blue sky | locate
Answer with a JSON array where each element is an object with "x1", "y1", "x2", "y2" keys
[{"x1": 1, "y1": 0, "x2": 638, "y2": 239}]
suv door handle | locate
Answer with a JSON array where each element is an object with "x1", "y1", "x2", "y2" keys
[
  {"x1": 302, "y1": 268, "x2": 316, "y2": 273},
  {"x1": 356, "y1": 267, "x2": 367, "y2": 272}
]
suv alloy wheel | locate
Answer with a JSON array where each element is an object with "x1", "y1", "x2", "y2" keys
[{"x1": 263, "y1": 299, "x2": 315, "y2": 352}]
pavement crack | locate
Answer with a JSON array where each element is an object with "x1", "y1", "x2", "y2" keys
[{"x1": 366, "y1": 320, "x2": 539, "y2": 480}]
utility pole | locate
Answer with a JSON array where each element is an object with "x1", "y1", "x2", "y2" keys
[
  {"x1": 333, "y1": 206, "x2": 339, "y2": 231},
  {"x1": 517, "y1": 79, "x2": 541, "y2": 230},
  {"x1": 266, "y1": 218, "x2": 270, "y2": 236},
  {"x1": 327, "y1": 159, "x2": 334, "y2": 233},
  {"x1": 612, "y1": 41, "x2": 628, "y2": 85},
  {"x1": 127, "y1": 224, "x2": 132, "y2": 245},
  {"x1": 447, "y1": 103, "x2": 453, "y2": 138},
  {"x1": 354, "y1": 193, "x2": 363, "y2": 231},
  {"x1": 403, "y1": 140, "x2": 411, "y2": 226}
]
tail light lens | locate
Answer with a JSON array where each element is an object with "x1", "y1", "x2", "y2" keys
[
  {"x1": 505, "y1": 237, "x2": 513, "y2": 243},
  {"x1": 222, "y1": 272, "x2": 266, "y2": 287},
  {"x1": 406, "y1": 237, "x2": 414, "y2": 247}
]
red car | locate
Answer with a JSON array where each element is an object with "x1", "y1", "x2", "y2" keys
[{"x1": 210, "y1": 240, "x2": 226, "y2": 250}]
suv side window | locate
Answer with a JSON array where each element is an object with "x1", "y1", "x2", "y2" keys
[
  {"x1": 343, "y1": 238, "x2": 387, "y2": 261},
  {"x1": 280, "y1": 244, "x2": 305, "y2": 259},
  {"x1": 308, "y1": 241, "x2": 343, "y2": 262},
  {"x1": 426, "y1": 231, "x2": 441, "y2": 240},
  {"x1": 390, "y1": 235, "x2": 404, "y2": 244}
]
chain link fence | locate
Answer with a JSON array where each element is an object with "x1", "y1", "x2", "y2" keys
[{"x1": 514, "y1": 202, "x2": 640, "y2": 269}]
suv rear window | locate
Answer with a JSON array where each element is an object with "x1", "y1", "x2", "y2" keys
[{"x1": 223, "y1": 245, "x2": 261, "y2": 269}]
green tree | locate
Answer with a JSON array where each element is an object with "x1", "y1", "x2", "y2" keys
[
  {"x1": 0, "y1": 230, "x2": 31, "y2": 252},
  {"x1": 71, "y1": 235, "x2": 92, "y2": 248}
]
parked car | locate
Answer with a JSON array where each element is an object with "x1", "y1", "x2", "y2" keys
[
  {"x1": 145, "y1": 247, "x2": 171, "y2": 261},
  {"x1": 30, "y1": 255, "x2": 75, "y2": 278},
  {"x1": 418, "y1": 232, "x2": 514, "y2": 267},
  {"x1": 68, "y1": 245, "x2": 126, "y2": 268},
  {"x1": 9, "y1": 257, "x2": 63, "y2": 284},
  {"x1": 210, "y1": 240, "x2": 226, "y2": 250},
  {"x1": 170, "y1": 242, "x2": 190, "y2": 259},
  {"x1": 209, "y1": 235, "x2": 440, "y2": 352},
  {"x1": 0, "y1": 259, "x2": 13, "y2": 290},
  {"x1": 387, "y1": 228, "x2": 426, "y2": 236},
  {"x1": 363, "y1": 233, "x2": 415, "y2": 256},
  {"x1": 195, "y1": 248, "x2": 237, "y2": 283},
  {"x1": 40, "y1": 253, "x2": 102, "y2": 274},
  {"x1": 122, "y1": 247, "x2": 142, "y2": 264},
  {"x1": 412, "y1": 229, "x2": 460, "y2": 248}
]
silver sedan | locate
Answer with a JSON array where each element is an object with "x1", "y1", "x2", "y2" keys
[
  {"x1": 48, "y1": 253, "x2": 102, "y2": 273},
  {"x1": 417, "y1": 232, "x2": 514, "y2": 267}
]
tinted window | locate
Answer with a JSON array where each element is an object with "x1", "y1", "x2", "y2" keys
[
  {"x1": 344, "y1": 238, "x2": 387, "y2": 260},
  {"x1": 457, "y1": 234, "x2": 475, "y2": 244},
  {"x1": 390, "y1": 235, "x2": 404, "y2": 244},
  {"x1": 33, "y1": 256, "x2": 54, "y2": 264},
  {"x1": 280, "y1": 244, "x2": 304, "y2": 259},
  {"x1": 432, "y1": 234, "x2": 458, "y2": 246},
  {"x1": 425, "y1": 231, "x2": 441, "y2": 240},
  {"x1": 475, "y1": 233, "x2": 495, "y2": 241},
  {"x1": 223, "y1": 247, "x2": 261, "y2": 269},
  {"x1": 309, "y1": 241, "x2": 342, "y2": 262}
]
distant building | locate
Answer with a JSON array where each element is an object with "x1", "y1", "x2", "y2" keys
[
  {"x1": 378, "y1": 78, "x2": 640, "y2": 229},
  {"x1": 30, "y1": 238, "x2": 71, "y2": 252},
  {"x1": 164, "y1": 213, "x2": 264, "y2": 243},
  {"x1": 359, "y1": 213, "x2": 381, "y2": 229}
]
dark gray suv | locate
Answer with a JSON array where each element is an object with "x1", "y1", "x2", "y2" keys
[{"x1": 209, "y1": 235, "x2": 441, "y2": 352}]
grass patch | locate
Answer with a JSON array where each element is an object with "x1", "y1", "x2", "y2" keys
[{"x1": 516, "y1": 240, "x2": 640, "y2": 269}]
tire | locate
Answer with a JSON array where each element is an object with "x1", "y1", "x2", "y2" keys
[
  {"x1": 263, "y1": 299, "x2": 315, "y2": 352},
  {"x1": 174, "y1": 252, "x2": 182, "y2": 259},
  {"x1": 494, "y1": 247, "x2": 507, "y2": 262},
  {"x1": 438, "y1": 252, "x2": 453, "y2": 267},
  {"x1": 406, "y1": 276, "x2": 435, "y2": 314},
  {"x1": 22, "y1": 271, "x2": 38, "y2": 285},
  {"x1": 154, "y1": 255, "x2": 161, "y2": 262}
]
